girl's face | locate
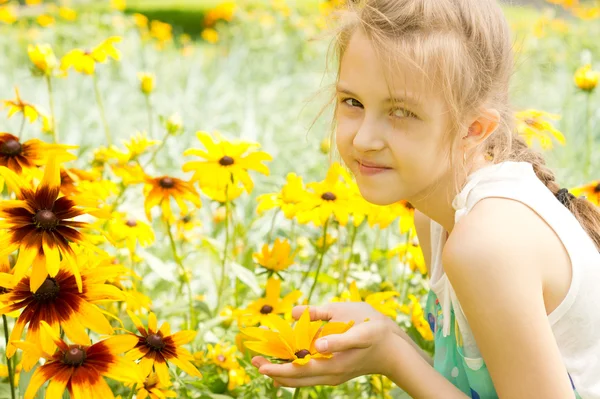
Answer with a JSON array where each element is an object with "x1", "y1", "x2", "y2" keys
[{"x1": 335, "y1": 30, "x2": 454, "y2": 206}]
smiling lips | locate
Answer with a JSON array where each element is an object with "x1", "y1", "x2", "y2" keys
[{"x1": 357, "y1": 160, "x2": 392, "y2": 175}]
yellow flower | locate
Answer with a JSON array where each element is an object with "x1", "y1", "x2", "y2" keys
[
  {"x1": 204, "y1": 1, "x2": 237, "y2": 26},
  {"x1": 133, "y1": 12, "x2": 148, "y2": 29},
  {"x1": 143, "y1": 175, "x2": 202, "y2": 221},
  {"x1": 2, "y1": 87, "x2": 46, "y2": 124},
  {"x1": 108, "y1": 212, "x2": 155, "y2": 253},
  {"x1": 0, "y1": 5, "x2": 17, "y2": 25},
  {"x1": 320, "y1": 137, "x2": 331, "y2": 154},
  {"x1": 204, "y1": 343, "x2": 241, "y2": 370},
  {"x1": 27, "y1": 44, "x2": 59, "y2": 76},
  {"x1": 241, "y1": 307, "x2": 354, "y2": 365},
  {"x1": 59, "y1": 6, "x2": 77, "y2": 21},
  {"x1": 256, "y1": 172, "x2": 311, "y2": 219},
  {"x1": 253, "y1": 238, "x2": 298, "y2": 273},
  {"x1": 570, "y1": 180, "x2": 600, "y2": 206},
  {"x1": 183, "y1": 131, "x2": 272, "y2": 195},
  {"x1": 571, "y1": 6, "x2": 600, "y2": 20},
  {"x1": 333, "y1": 281, "x2": 401, "y2": 319},
  {"x1": 111, "y1": 0, "x2": 126, "y2": 11},
  {"x1": 61, "y1": 36, "x2": 122, "y2": 75},
  {"x1": 227, "y1": 366, "x2": 250, "y2": 390},
  {"x1": 240, "y1": 278, "x2": 302, "y2": 326},
  {"x1": 36, "y1": 14, "x2": 55, "y2": 27},
  {"x1": 0, "y1": 132, "x2": 77, "y2": 175},
  {"x1": 201, "y1": 183, "x2": 245, "y2": 202},
  {"x1": 515, "y1": 109, "x2": 565, "y2": 150},
  {"x1": 574, "y1": 64, "x2": 599, "y2": 92},
  {"x1": 134, "y1": 372, "x2": 177, "y2": 399},
  {"x1": 123, "y1": 131, "x2": 160, "y2": 160},
  {"x1": 546, "y1": 0, "x2": 578, "y2": 8},
  {"x1": 389, "y1": 236, "x2": 427, "y2": 275},
  {"x1": 403, "y1": 294, "x2": 433, "y2": 341},
  {"x1": 150, "y1": 20, "x2": 173, "y2": 46},
  {"x1": 138, "y1": 72, "x2": 155, "y2": 95},
  {"x1": 201, "y1": 28, "x2": 219, "y2": 43}
]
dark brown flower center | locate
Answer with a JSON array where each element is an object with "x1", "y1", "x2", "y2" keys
[
  {"x1": 63, "y1": 347, "x2": 86, "y2": 366},
  {"x1": 126, "y1": 219, "x2": 138, "y2": 227},
  {"x1": 295, "y1": 349, "x2": 310, "y2": 359},
  {"x1": 0, "y1": 139, "x2": 22, "y2": 156},
  {"x1": 594, "y1": 183, "x2": 600, "y2": 193},
  {"x1": 404, "y1": 201, "x2": 415, "y2": 210},
  {"x1": 34, "y1": 209, "x2": 59, "y2": 230},
  {"x1": 33, "y1": 278, "x2": 60, "y2": 302},
  {"x1": 260, "y1": 305, "x2": 274, "y2": 314},
  {"x1": 159, "y1": 177, "x2": 175, "y2": 189},
  {"x1": 146, "y1": 333, "x2": 166, "y2": 350},
  {"x1": 182, "y1": 215, "x2": 192, "y2": 223},
  {"x1": 219, "y1": 156, "x2": 234, "y2": 166},
  {"x1": 321, "y1": 192, "x2": 336, "y2": 201},
  {"x1": 217, "y1": 354, "x2": 226, "y2": 362}
]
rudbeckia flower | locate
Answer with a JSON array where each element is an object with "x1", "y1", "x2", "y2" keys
[
  {"x1": 133, "y1": 372, "x2": 176, "y2": 399},
  {"x1": 389, "y1": 235, "x2": 426, "y2": 275},
  {"x1": 570, "y1": 180, "x2": 600, "y2": 206},
  {"x1": 332, "y1": 281, "x2": 402, "y2": 319},
  {"x1": 400, "y1": 295, "x2": 434, "y2": 341},
  {"x1": 126, "y1": 311, "x2": 202, "y2": 384},
  {"x1": 2, "y1": 87, "x2": 46, "y2": 124},
  {"x1": 0, "y1": 156, "x2": 98, "y2": 292},
  {"x1": 256, "y1": 172, "x2": 311, "y2": 219},
  {"x1": 241, "y1": 308, "x2": 354, "y2": 365},
  {"x1": 27, "y1": 43, "x2": 59, "y2": 76},
  {"x1": 61, "y1": 36, "x2": 122, "y2": 75},
  {"x1": 240, "y1": 278, "x2": 302, "y2": 326},
  {"x1": 253, "y1": 238, "x2": 298, "y2": 273},
  {"x1": 0, "y1": 133, "x2": 77, "y2": 175},
  {"x1": 182, "y1": 131, "x2": 272, "y2": 195},
  {"x1": 515, "y1": 109, "x2": 566, "y2": 150},
  {"x1": 143, "y1": 175, "x2": 202, "y2": 221},
  {"x1": 108, "y1": 212, "x2": 155, "y2": 253},
  {"x1": 122, "y1": 131, "x2": 160, "y2": 160},
  {"x1": 0, "y1": 255, "x2": 126, "y2": 358},
  {"x1": 14, "y1": 321, "x2": 143, "y2": 399}
]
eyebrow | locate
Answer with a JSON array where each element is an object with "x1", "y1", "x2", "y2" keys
[{"x1": 335, "y1": 84, "x2": 421, "y2": 106}]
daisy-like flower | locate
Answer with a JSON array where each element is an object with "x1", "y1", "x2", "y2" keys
[
  {"x1": 61, "y1": 36, "x2": 122, "y2": 75},
  {"x1": 0, "y1": 255, "x2": 126, "y2": 358},
  {"x1": 571, "y1": 180, "x2": 600, "y2": 206},
  {"x1": 108, "y1": 212, "x2": 155, "y2": 253},
  {"x1": 256, "y1": 172, "x2": 311, "y2": 219},
  {"x1": 204, "y1": 342, "x2": 241, "y2": 370},
  {"x1": 143, "y1": 175, "x2": 202, "y2": 221},
  {"x1": 241, "y1": 307, "x2": 354, "y2": 365},
  {"x1": 295, "y1": 162, "x2": 353, "y2": 227},
  {"x1": 126, "y1": 311, "x2": 202, "y2": 384},
  {"x1": 389, "y1": 235, "x2": 426, "y2": 275},
  {"x1": 515, "y1": 109, "x2": 566, "y2": 150},
  {"x1": 0, "y1": 5, "x2": 17, "y2": 24},
  {"x1": 182, "y1": 131, "x2": 272, "y2": 195},
  {"x1": 332, "y1": 281, "x2": 401, "y2": 319},
  {"x1": 138, "y1": 72, "x2": 155, "y2": 95},
  {"x1": 574, "y1": 64, "x2": 599, "y2": 92},
  {"x1": 0, "y1": 155, "x2": 98, "y2": 292},
  {"x1": 201, "y1": 182, "x2": 244, "y2": 202},
  {"x1": 2, "y1": 87, "x2": 47, "y2": 124},
  {"x1": 0, "y1": 133, "x2": 77, "y2": 175},
  {"x1": 59, "y1": 167, "x2": 101, "y2": 196},
  {"x1": 15, "y1": 320, "x2": 143, "y2": 399},
  {"x1": 253, "y1": 238, "x2": 298, "y2": 274},
  {"x1": 240, "y1": 278, "x2": 302, "y2": 326},
  {"x1": 400, "y1": 294, "x2": 434, "y2": 341},
  {"x1": 122, "y1": 131, "x2": 160, "y2": 160},
  {"x1": 133, "y1": 372, "x2": 176, "y2": 399},
  {"x1": 27, "y1": 43, "x2": 59, "y2": 76}
]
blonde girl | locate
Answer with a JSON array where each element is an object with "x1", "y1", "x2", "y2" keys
[{"x1": 251, "y1": 0, "x2": 600, "y2": 397}]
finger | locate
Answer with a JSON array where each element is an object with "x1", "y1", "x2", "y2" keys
[
  {"x1": 259, "y1": 357, "x2": 332, "y2": 378},
  {"x1": 291, "y1": 304, "x2": 333, "y2": 321},
  {"x1": 273, "y1": 375, "x2": 342, "y2": 388},
  {"x1": 315, "y1": 321, "x2": 384, "y2": 354},
  {"x1": 251, "y1": 356, "x2": 271, "y2": 369}
]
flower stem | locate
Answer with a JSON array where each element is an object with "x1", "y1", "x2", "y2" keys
[
  {"x1": 307, "y1": 219, "x2": 330, "y2": 303},
  {"x1": 2, "y1": 315, "x2": 16, "y2": 399},
  {"x1": 45, "y1": 75, "x2": 58, "y2": 143},
  {"x1": 145, "y1": 95, "x2": 154, "y2": 139},
  {"x1": 293, "y1": 387, "x2": 302, "y2": 399},
  {"x1": 585, "y1": 92, "x2": 594, "y2": 178},
  {"x1": 127, "y1": 385, "x2": 136, "y2": 399},
  {"x1": 266, "y1": 209, "x2": 279, "y2": 242},
  {"x1": 17, "y1": 114, "x2": 25, "y2": 140},
  {"x1": 165, "y1": 218, "x2": 197, "y2": 332},
  {"x1": 399, "y1": 230, "x2": 412, "y2": 305},
  {"x1": 93, "y1": 74, "x2": 112, "y2": 146},
  {"x1": 217, "y1": 193, "x2": 231, "y2": 312},
  {"x1": 144, "y1": 127, "x2": 170, "y2": 169},
  {"x1": 339, "y1": 223, "x2": 358, "y2": 295}
]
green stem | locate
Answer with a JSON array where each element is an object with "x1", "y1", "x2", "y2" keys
[
  {"x1": 293, "y1": 387, "x2": 302, "y2": 399},
  {"x1": 93, "y1": 74, "x2": 112, "y2": 146},
  {"x1": 339, "y1": 223, "x2": 359, "y2": 294},
  {"x1": 45, "y1": 75, "x2": 58, "y2": 143},
  {"x1": 399, "y1": 230, "x2": 412, "y2": 305},
  {"x1": 2, "y1": 315, "x2": 16, "y2": 399},
  {"x1": 17, "y1": 114, "x2": 26, "y2": 140},
  {"x1": 585, "y1": 92, "x2": 594, "y2": 178},
  {"x1": 379, "y1": 375, "x2": 385, "y2": 399},
  {"x1": 145, "y1": 95, "x2": 154, "y2": 139},
  {"x1": 217, "y1": 192, "x2": 231, "y2": 312},
  {"x1": 266, "y1": 209, "x2": 279, "y2": 242},
  {"x1": 143, "y1": 128, "x2": 170, "y2": 169},
  {"x1": 165, "y1": 218, "x2": 196, "y2": 332},
  {"x1": 127, "y1": 385, "x2": 136, "y2": 399},
  {"x1": 307, "y1": 219, "x2": 330, "y2": 303}
]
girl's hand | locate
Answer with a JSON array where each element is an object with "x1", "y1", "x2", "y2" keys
[{"x1": 251, "y1": 302, "x2": 399, "y2": 387}]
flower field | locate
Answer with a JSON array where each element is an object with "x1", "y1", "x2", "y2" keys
[{"x1": 0, "y1": 0, "x2": 599, "y2": 398}]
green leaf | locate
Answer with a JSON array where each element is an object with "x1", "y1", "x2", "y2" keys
[{"x1": 230, "y1": 261, "x2": 260, "y2": 295}]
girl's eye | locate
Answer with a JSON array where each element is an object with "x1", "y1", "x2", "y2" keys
[
  {"x1": 342, "y1": 98, "x2": 362, "y2": 108},
  {"x1": 392, "y1": 108, "x2": 418, "y2": 119}
]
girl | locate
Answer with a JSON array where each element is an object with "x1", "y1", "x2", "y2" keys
[{"x1": 252, "y1": 0, "x2": 600, "y2": 397}]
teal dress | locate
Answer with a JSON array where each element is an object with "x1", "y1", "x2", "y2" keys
[{"x1": 425, "y1": 289, "x2": 582, "y2": 398}]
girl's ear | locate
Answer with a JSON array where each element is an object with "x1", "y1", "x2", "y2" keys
[{"x1": 464, "y1": 108, "x2": 500, "y2": 146}]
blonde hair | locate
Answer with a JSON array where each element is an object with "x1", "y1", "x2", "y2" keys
[{"x1": 318, "y1": 0, "x2": 600, "y2": 249}]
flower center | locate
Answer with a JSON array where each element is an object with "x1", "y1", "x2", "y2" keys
[
  {"x1": 182, "y1": 215, "x2": 192, "y2": 223},
  {"x1": 33, "y1": 278, "x2": 60, "y2": 302},
  {"x1": 321, "y1": 192, "x2": 336, "y2": 201},
  {"x1": 0, "y1": 139, "x2": 22, "y2": 156},
  {"x1": 294, "y1": 349, "x2": 310, "y2": 359},
  {"x1": 159, "y1": 177, "x2": 175, "y2": 189},
  {"x1": 146, "y1": 333, "x2": 166, "y2": 350},
  {"x1": 219, "y1": 156, "x2": 234, "y2": 166},
  {"x1": 217, "y1": 354, "x2": 226, "y2": 362},
  {"x1": 260, "y1": 305, "x2": 273, "y2": 314},
  {"x1": 63, "y1": 346, "x2": 86, "y2": 366},
  {"x1": 404, "y1": 201, "x2": 415, "y2": 210},
  {"x1": 126, "y1": 219, "x2": 138, "y2": 227},
  {"x1": 594, "y1": 183, "x2": 600, "y2": 193},
  {"x1": 34, "y1": 210, "x2": 59, "y2": 230}
]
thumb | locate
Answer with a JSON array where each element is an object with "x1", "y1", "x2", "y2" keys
[{"x1": 314, "y1": 322, "x2": 377, "y2": 354}]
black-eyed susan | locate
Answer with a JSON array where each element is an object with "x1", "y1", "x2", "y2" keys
[
  {"x1": 133, "y1": 372, "x2": 176, "y2": 399},
  {"x1": 574, "y1": 64, "x2": 599, "y2": 92},
  {"x1": 400, "y1": 295, "x2": 433, "y2": 341},
  {"x1": 122, "y1": 131, "x2": 160, "y2": 160},
  {"x1": 198, "y1": 342, "x2": 250, "y2": 390},
  {"x1": 126, "y1": 311, "x2": 202, "y2": 384},
  {"x1": 59, "y1": 167, "x2": 101, "y2": 196},
  {"x1": 108, "y1": 212, "x2": 155, "y2": 253},
  {"x1": 241, "y1": 307, "x2": 354, "y2": 365},
  {"x1": 0, "y1": 156, "x2": 99, "y2": 292},
  {"x1": 389, "y1": 235, "x2": 426, "y2": 275},
  {"x1": 571, "y1": 180, "x2": 600, "y2": 206},
  {"x1": 239, "y1": 278, "x2": 302, "y2": 326},
  {"x1": 27, "y1": 43, "x2": 59, "y2": 76},
  {"x1": 182, "y1": 131, "x2": 272, "y2": 195},
  {"x1": 253, "y1": 238, "x2": 298, "y2": 274},
  {"x1": 61, "y1": 36, "x2": 122, "y2": 75},
  {"x1": 0, "y1": 133, "x2": 77, "y2": 175},
  {"x1": 2, "y1": 87, "x2": 46, "y2": 124},
  {"x1": 14, "y1": 320, "x2": 143, "y2": 399},
  {"x1": 201, "y1": 182, "x2": 244, "y2": 202},
  {"x1": 256, "y1": 172, "x2": 311, "y2": 219},
  {"x1": 515, "y1": 109, "x2": 566, "y2": 150},
  {"x1": 143, "y1": 175, "x2": 202, "y2": 221},
  {"x1": 0, "y1": 254, "x2": 126, "y2": 358}
]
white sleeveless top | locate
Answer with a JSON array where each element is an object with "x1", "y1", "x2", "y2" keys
[{"x1": 428, "y1": 161, "x2": 600, "y2": 397}]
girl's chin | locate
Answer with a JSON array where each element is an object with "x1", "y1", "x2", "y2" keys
[{"x1": 356, "y1": 186, "x2": 403, "y2": 206}]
